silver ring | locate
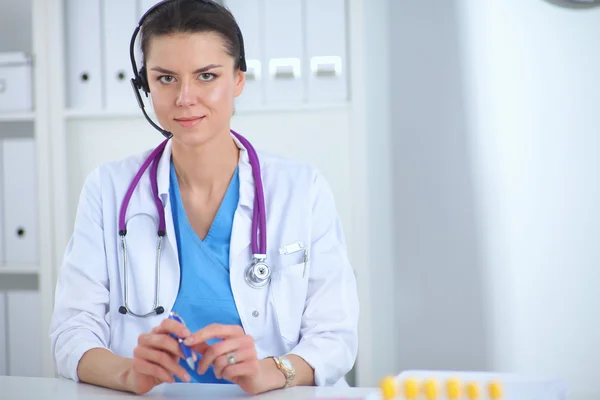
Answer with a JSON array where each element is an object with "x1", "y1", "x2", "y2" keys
[{"x1": 226, "y1": 353, "x2": 237, "y2": 365}]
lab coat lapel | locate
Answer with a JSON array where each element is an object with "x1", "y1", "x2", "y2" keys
[
  {"x1": 230, "y1": 135, "x2": 255, "y2": 263},
  {"x1": 156, "y1": 139, "x2": 180, "y2": 310}
]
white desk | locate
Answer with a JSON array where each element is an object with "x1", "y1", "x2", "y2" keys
[{"x1": 0, "y1": 376, "x2": 375, "y2": 399}]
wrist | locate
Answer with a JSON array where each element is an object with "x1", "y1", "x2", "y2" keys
[
  {"x1": 119, "y1": 358, "x2": 136, "y2": 392},
  {"x1": 259, "y1": 357, "x2": 287, "y2": 392}
]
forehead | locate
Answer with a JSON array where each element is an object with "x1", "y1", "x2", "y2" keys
[{"x1": 145, "y1": 32, "x2": 232, "y2": 65}]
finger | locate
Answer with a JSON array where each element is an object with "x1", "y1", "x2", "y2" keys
[
  {"x1": 189, "y1": 342, "x2": 210, "y2": 356},
  {"x1": 183, "y1": 324, "x2": 244, "y2": 346},
  {"x1": 196, "y1": 335, "x2": 249, "y2": 375},
  {"x1": 151, "y1": 319, "x2": 191, "y2": 339},
  {"x1": 132, "y1": 356, "x2": 175, "y2": 384},
  {"x1": 220, "y1": 358, "x2": 260, "y2": 382},
  {"x1": 214, "y1": 347, "x2": 257, "y2": 380},
  {"x1": 138, "y1": 333, "x2": 184, "y2": 359},
  {"x1": 134, "y1": 346, "x2": 191, "y2": 383}
]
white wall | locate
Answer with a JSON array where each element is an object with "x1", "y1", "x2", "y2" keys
[
  {"x1": 389, "y1": 0, "x2": 489, "y2": 374},
  {"x1": 389, "y1": 0, "x2": 600, "y2": 396},
  {"x1": 459, "y1": 0, "x2": 600, "y2": 396}
]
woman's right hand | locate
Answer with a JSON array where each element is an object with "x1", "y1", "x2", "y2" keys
[{"x1": 125, "y1": 319, "x2": 194, "y2": 394}]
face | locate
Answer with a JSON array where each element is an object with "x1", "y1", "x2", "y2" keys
[{"x1": 145, "y1": 32, "x2": 245, "y2": 148}]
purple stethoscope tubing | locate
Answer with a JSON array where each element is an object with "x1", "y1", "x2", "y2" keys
[{"x1": 117, "y1": 130, "x2": 269, "y2": 317}]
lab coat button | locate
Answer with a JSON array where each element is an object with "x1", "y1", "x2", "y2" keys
[{"x1": 252, "y1": 310, "x2": 259, "y2": 317}]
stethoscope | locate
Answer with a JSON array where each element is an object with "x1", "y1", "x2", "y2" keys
[
  {"x1": 117, "y1": 130, "x2": 271, "y2": 317},
  {"x1": 118, "y1": 1, "x2": 265, "y2": 317}
]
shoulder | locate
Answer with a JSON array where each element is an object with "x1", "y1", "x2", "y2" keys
[
  {"x1": 256, "y1": 149, "x2": 335, "y2": 205},
  {"x1": 257, "y1": 150, "x2": 321, "y2": 187},
  {"x1": 96, "y1": 148, "x2": 153, "y2": 179},
  {"x1": 79, "y1": 147, "x2": 155, "y2": 198}
]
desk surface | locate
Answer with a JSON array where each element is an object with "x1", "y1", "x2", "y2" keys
[
  {"x1": 1, "y1": 376, "x2": 597, "y2": 400},
  {"x1": 0, "y1": 376, "x2": 375, "y2": 399}
]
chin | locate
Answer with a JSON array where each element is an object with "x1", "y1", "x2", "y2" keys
[{"x1": 171, "y1": 126, "x2": 221, "y2": 148}]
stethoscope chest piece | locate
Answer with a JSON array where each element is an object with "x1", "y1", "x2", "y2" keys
[{"x1": 245, "y1": 255, "x2": 271, "y2": 289}]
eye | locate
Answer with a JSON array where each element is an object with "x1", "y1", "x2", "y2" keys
[
  {"x1": 157, "y1": 75, "x2": 176, "y2": 84},
  {"x1": 198, "y1": 73, "x2": 216, "y2": 82}
]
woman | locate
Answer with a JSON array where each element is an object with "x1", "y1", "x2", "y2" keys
[{"x1": 50, "y1": 0, "x2": 358, "y2": 395}]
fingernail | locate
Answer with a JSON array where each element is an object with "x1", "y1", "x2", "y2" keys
[
  {"x1": 182, "y1": 328, "x2": 191, "y2": 337},
  {"x1": 184, "y1": 373, "x2": 191, "y2": 382},
  {"x1": 184, "y1": 337, "x2": 194, "y2": 345}
]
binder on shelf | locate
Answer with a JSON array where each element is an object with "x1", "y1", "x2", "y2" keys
[
  {"x1": 305, "y1": 0, "x2": 348, "y2": 104},
  {"x1": 103, "y1": 0, "x2": 139, "y2": 111},
  {"x1": 0, "y1": 52, "x2": 33, "y2": 113},
  {"x1": 263, "y1": 0, "x2": 304, "y2": 106},
  {"x1": 1, "y1": 138, "x2": 38, "y2": 265},
  {"x1": 0, "y1": 292, "x2": 6, "y2": 375},
  {"x1": 65, "y1": 0, "x2": 103, "y2": 110},
  {"x1": 224, "y1": 0, "x2": 264, "y2": 109},
  {"x1": 7, "y1": 291, "x2": 42, "y2": 377}
]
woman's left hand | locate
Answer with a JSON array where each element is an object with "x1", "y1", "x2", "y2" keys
[{"x1": 183, "y1": 324, "x2": 272, "y2": 394}]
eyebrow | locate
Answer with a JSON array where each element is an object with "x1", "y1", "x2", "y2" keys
[{"x1": 149, "y1": 64, "x2": 223, "y2": 75}]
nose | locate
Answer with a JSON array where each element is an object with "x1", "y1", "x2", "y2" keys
[{"x1": 175, "y1": 80, "x2": 197, "y2": 107}]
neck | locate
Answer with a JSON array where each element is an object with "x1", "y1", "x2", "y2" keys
[{"x1": 171, "y1": 131, "x2": 239, "y2": 191}]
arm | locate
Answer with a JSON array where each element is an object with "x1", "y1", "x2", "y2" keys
[
  {"x1": 77, "y1": 349, "x2": 133, "y2": 391},
  {"x1": 257, "y1": 354, "x2": 315, "y2": 389},
  {"x1": 287, "y1": 171, "x2": 359, "y2": 386},
  {"x1": 49, "y1": 169, "x2": 113, "y2": 382}
]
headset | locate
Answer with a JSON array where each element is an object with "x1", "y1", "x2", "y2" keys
[{"x1": 128, "y1": 0, "x2": 248, "y2": 139}]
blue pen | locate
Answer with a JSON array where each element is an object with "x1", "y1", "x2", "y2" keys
[{"x1": 168, "y1": 311, "x2": 196, "y2": 370}]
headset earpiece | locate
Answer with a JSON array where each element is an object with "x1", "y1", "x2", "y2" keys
[{"x1": 138, "y1": 66, "x2": 150, "y2": 93}]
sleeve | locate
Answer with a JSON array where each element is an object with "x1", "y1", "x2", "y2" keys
[
  {"x1": 288, "y1": 171, "x2": 359, "y2": 386},
  {"x1": 49, "y1": 168, "x2": 113, "y2": 381}
]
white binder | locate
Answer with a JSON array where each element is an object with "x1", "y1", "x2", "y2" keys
[
  {"x1": 305, "y1": 0, "x2": 348, "y2": 104},
  {"x1": 0, "y1": 293, "x2": 6, "y2": 375},
  {"x1": 7, "y1": 291, "x2": 42, "y2": 377},
  {"x1": 225, "y1": 0, "x2": 264, "y2": 110},
  {"x1": 103, "y1": 0, "x2": 138, "y2": 111},
  {"x1": 0, "y1": 52, "x2": 33, "y2": 112},
  {"x1": 263, "y1": 0, "x2": 304, "y2": 106},
  {"x1": 65, "y1": 0, "x2": 103, "y2": 110},
  {"x1": 1, "y1": 138, "x2": 38, "y2": 265}
]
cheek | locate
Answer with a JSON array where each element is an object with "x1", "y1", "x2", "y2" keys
[
  {"x1": 149, "y1": 90, "x2": 173, "y2": 123},
  {"x1": 205, "y1": 83, "x2": 235, "y2": 108}
]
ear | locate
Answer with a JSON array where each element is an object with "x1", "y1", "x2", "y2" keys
[{"x1": 234, "y1": 68, "x2": 246, "y2": 98}]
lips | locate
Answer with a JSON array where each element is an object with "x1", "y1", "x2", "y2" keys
[{"x1": 174, "y1": 116, "x2": 205, "y2": 128}]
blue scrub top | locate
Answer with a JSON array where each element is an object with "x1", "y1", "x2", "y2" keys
[{"x1": 169, "y1": 159, "x2": 242, "y2": 383}]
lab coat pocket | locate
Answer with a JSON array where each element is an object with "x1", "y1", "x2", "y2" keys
[{"x1": 271, "y1": 255, "x2": 309, "y2": 345}]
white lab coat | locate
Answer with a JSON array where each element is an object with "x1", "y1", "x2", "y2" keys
[{"x1": 50, "y1": 134, "x2": 359, "y2": 387}]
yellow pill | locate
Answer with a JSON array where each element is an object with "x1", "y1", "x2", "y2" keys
[
  {"x1": 466, "y1": 382, "x2": 480, "y2": 399},
  {"x1": 423, "y1": 378, "x2": 439, "y2": 400},
  {"x1": 379, "y1": 376, "x2": 399, "y2": 400},
  {"x1": 403, "y1": 378, "x2": 419, "y2": 399},
  {"x1": 446, "y1": 378, "x2": 462, "y2": 400},
  {"x1": 488, "y1": 380, "x2": 503, "y2": 399}
]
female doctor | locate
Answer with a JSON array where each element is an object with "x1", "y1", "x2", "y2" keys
[{"x1": 49, "y1": 0, "x2": 358, "y2": 395}]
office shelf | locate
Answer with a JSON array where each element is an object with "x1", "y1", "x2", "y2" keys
[
  {"x1": 0, "y1": 265, "x2": 39, "y2": 275},
  {"x1": 0, "y1": 112, "x2": 36, "y2": 122}
]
